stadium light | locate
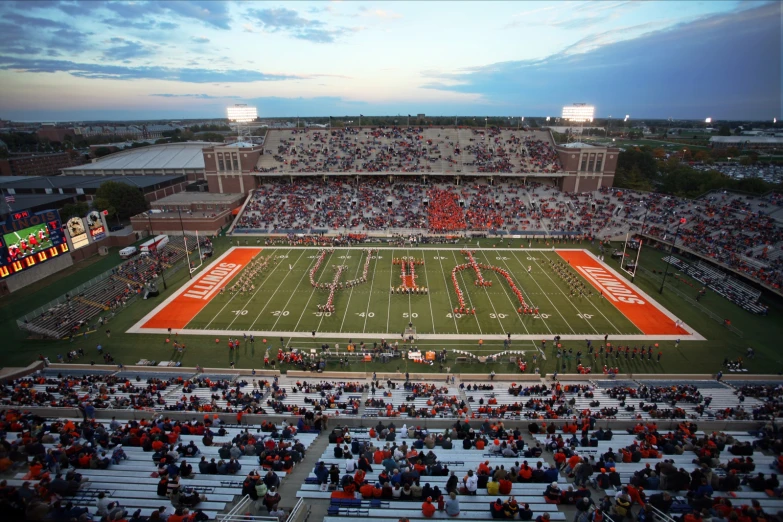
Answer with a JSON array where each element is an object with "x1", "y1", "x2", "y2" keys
[
  {"x1": 624, "y1": 115, "x2": 630, "y2": 122},
  {"x1": 705, "y1": 117, "x2": 712, "y2": 124},
  {"x1": 227, "y1": 104, "x2": 258, "y2": 122},
  {"x1": 546, "y1": 116, "x2": 551, "y2": 122},
  {"x1": 562, "y1": 104, "x2": 595, "y2": 123},
  {"x1": 774, "y1": 118, "x2": 777, "y2": 124}
]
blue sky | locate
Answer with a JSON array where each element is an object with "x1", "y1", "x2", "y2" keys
[{"x1": 0, "y1": 1, "x2": 779, "y2": 122}]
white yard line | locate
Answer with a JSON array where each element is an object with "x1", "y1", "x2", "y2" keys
[
  {"x1": 362, "y1": 252, "x2": 379, "y2": 333},
  {"x1": 385, "y1": 249, "x2": 395, "y2": 334},
  {"x1": 202, "y1": 249, "x2": 289, "y2": 330},
  {"x1": 290, "y1": 251, "x2": 327, "y2": 338},
  {"x1": 313, "y1": 251, "x2": 338, "y2": 334},
  {"x1": 507, "y1": 251, "x2": 574, "y2": 335},
  {"x1": 421, "y1": 253, "x2": 437, "y2": 334},
  {"x1": 270, "y1": 251, "x2": 321, "y2": 331},
  {"x1": 522, "y1": 251, "x2": 600, "y2": 336},
  {"x1": 536, "y1": 251, "x2": 623, "y2": 335},
  {"x1": 338, "y1": 250, "x2": 366, "y2": 333},
  {"x1": 436, "y1": 250, "x2": 460, "y2": 334},
  {"x1": 449, "y1": 250, "x2": 483, "y2": 334},
  {"x1": 474, "y1": 251, "x2": 535, "y2": 342},
  {"x1": 245, "y1": 249, "x2": 308, "y2": 331}
]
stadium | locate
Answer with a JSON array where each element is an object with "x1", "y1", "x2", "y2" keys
[{"x1": 1, "y1": 117, "x2": 782, "y2": 522}]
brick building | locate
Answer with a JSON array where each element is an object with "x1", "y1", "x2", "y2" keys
[{"x1": 0, "y1": 152, "x2": 83, "y2": 177}]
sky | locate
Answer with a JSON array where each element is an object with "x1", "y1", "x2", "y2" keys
[{"x1": 0, "y1": 0, "x2": 779, "y2": 122}]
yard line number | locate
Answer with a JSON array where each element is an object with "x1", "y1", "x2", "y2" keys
[
  {"x1": 232, "y1": 309, "x2": 248, "y2": 316},
  {"x1": 272, "y1": 310, "x2": 290, "y2": 316},
  {"x1": 356, "y1": 312, "x2": 375, "y2": 318},
  {"x1": 577, "y1": 313, "x2": 594, "y2": 319},
  {"x1": 403, "y1": 313, "x2": 418, "y2": 318}
]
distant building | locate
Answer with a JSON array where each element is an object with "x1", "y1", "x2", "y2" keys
[
  {"x1": 710, "y1": 136, "x2": 783, "y2": 150},
  {"x1": 36, "y1": 125, "x2": 75, "y2": 143},
  {"x1": 73, "y1": 124, "x2": 181, "y2": 140},
  {"x1": 0, "y1": 152, "x2": 84, "y2": 177}
]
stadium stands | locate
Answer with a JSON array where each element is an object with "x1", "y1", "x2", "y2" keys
[{"x1": 19, "y1": 236, "x2": 193, "y2": 339}]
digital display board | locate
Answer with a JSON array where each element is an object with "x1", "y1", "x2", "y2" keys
[
  {"x1": 87, "y1": 211, "x2": 106, "y2": 242},
  {"x1": 67, "y1": 216, "x2": 89, "y2": 250},
  {"x1": 0, "y1": 209, "x2": 68, "y2": 279}
]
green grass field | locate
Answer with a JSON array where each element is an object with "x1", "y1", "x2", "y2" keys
[
  {"x1": 181, "y1": 247, "x2": 641, "y2": 339},
  {"x1": 1, "y1": 237, "x2": 782, "y2": 376}
]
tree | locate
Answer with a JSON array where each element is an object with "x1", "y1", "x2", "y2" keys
[
  {"x1": 718, "y1": 125, "x2": 731, "y2": 136},
  {"x1": 94, "y1": 181, "x2": 148, "y2": 221},
  {"x1": 93, "y1": 147, "x2": 113, "y2": 158},
  {"x1": 60, "y1": 201, "x2": 89, "y2": 219}
]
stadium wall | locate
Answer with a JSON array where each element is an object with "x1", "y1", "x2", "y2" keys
[
  {"x1": 203, "y1": 145, "x2": 262, "y2": 194},
  {"x1": 1, "y1": 252, "x2": 74, "y2": 293}
]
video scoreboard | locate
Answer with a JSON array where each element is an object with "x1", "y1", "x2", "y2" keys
[{"x1": 0, "y1": 209, "x2": 68, "y2": 278}]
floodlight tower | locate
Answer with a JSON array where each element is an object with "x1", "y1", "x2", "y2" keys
[
  {"x1": 562, "y1": 103, "x2": 595, "y2": 144},
  {"x1": 226, "y1": 104, "x2": 258, "y2": 144}
]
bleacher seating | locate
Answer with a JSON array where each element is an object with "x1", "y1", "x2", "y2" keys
[{"x1": 19, "y1": 236, "x2": 194, "y2": 339}]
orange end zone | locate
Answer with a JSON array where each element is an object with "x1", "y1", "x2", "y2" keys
[
  {"x1": 556, "y1": 250, "x2": 688, "y2": 335},
  {"x1": 142, "y1": 247, "x2": 263, "y2": 330}
]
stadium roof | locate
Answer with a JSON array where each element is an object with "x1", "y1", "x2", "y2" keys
[
  {"x1": 561, "y1": 142, "x2": 599, "y2": 148},
  {"x1": 1, "y1": 193, "x2": 74, "y2": 211},
  {"x1": 710, "y1": 136, "x2": 783, "y2": 144},
  {"x1": 152, "y1": 192, "x2": 244, "y2": 205},
  {"x1": 61, "y1": 141, "x2": 212, "y2": 174},
  {"x1": 0, "y1": 174, "x2": 187, "y2": 192}
]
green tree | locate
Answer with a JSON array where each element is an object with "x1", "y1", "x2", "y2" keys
[
  {"x1": 60, "y1": 201, "x2": 89, "y2": 219},
  {"x1": 718, "y1": 125, "x2": 731, "y2": 136},
  {"x1": 94, "y1": 181, "x2": 148, "y2": 220},
  {"x1": 93, "y1": 147, "x2": 113, "y2": 158}
]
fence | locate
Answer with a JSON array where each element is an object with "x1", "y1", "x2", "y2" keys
[
  {"x1": 15, "y1": 266, "x2": 118, "y2": 329},
  {"x1": 16, "y1": 236, "x2": 193, "y2": 336},
  {"x1": 634, "y1": 265, "x2": 744, "y2": 338}
]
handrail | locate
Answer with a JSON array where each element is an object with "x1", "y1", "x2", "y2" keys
[
  {"x1": 216, "y1": 494, "x2": 279, "y2": 522},
  {"x1": 287, "y1": 497, "x2": 309, "y2": 522}
]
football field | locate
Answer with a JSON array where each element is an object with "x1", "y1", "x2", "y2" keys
[{"x1": 131, "y1": 246, "x2": 701, "y2": 344}]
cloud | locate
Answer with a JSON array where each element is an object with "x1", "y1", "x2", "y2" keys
[
  {"x1": 0, "y1": 57, "x2": 305, "y2": 83},
  {"x1": 191, "y1": 36, "x2": 210, "y2": 43},
  {"x1": 102, "y1": 38, "x2": 155, "y2": 60},
  {"x1": 150, "y1": 93, "x2": 242, "y2": 99},
  {"x1": 0, "y1": 12, "x2": 91, "y2": 56},
  {"x1": 103, "y1": 1, "x2": 232, "y2": 30},
  {"x1": 246, "y1": 7, "x2": 357, "y2": 43},
  {"x1": 422, "y1": 2, "x2": 781, "y2": 119},
  {"x1": 358, "y1": 7, "x2": 402, "y2": 19}
]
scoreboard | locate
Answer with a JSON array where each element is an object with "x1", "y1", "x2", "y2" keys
[{"x1": 0, "y1": 209, "x2": 68, "y2": 279}]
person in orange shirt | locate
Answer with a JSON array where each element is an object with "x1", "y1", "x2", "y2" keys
[
  {"x1": 372, "y1": 483, "x2": 383, "y2": 498},
  {"x1": 422, "y1": 497, "x2": 436, "y2": 517},
  {"x1": 476, "y1": 438, "x2": 486, "y2": 450},
  {"x1": 499, "y1": 478, "x2": 513, "y2": 495},
  {"x1": 554, "y1": 450, "x2": 567, "y2": 471},
  {"x1": 359, "y1": 481, "x2": 374, "y2": 498},
  {"x1": 479, "y1": 461, "x2": 491, "y2": 475},
  {"x1": 566, "y1": 455, "x2": 581, "y2": 475},
  {"x1": 373, "y1": 448, "x2": 384, "y2": 464}
]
